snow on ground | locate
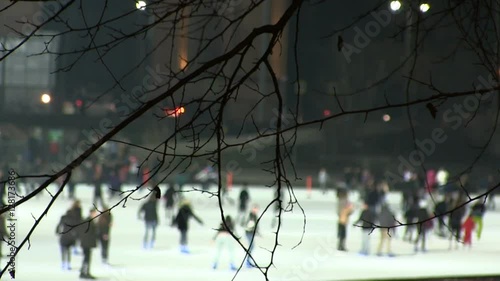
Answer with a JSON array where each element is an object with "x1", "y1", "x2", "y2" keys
[{"x1": 6, "y1": 184, "x2": 500, "y2": 281}]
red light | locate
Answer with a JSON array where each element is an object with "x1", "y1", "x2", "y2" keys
[
  {"x1": 75, "y1": 99, "x2": 83, "y2": 107},
  {"x1": 165, "y1": 106, "x2": 185, "y2": 117},
  {"x1": 323, "y1": 109, "x2": 331, "y2": 117}
]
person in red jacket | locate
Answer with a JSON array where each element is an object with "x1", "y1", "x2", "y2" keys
[{"x1": 462, "y1": 215, "x2": 475, "y2": 248}]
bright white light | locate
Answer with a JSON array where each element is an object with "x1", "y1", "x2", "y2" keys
[
  {"x1": 420, "y1": 3, "x2": 430, "y2": 13},
  {"x1": 390, "y1": 1, "x2": 402, "y2": 11},
  {"x1": 136, "y1": 1, "x2": 146, "y2": 10},
  {"x1": 436, "y1": 169, "x2": 449, "y2": 186},
  {"x1": 382, "y1": 114, "x2": 391, "y2": 122},
  {"x1": 41, "y1": 93, "x2": 51, "y2": 104}
]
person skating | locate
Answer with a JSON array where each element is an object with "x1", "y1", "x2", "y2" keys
[
  {"x1": 56, "y1": 210, "x2": 78, "y2": 270},
  {"x1": 237, "y1": 184, "x2": 250, "y2": 226},
  {"x1": 212, "y1": 216, "x2": 238, "y2": 271},
  {"x1": 78, "y1": 208, "x2": 99, "y2": 279},
  {"x1": 414, "y1": 200, "x2": 433, "y2": 253},
  {"x1": 357, "y1": 203, "x2": 376, "y2": 256},
  {"x1": 377, "y1": 203, "x2": 396, "y2": 257},
  {"x1": 471, "y1": 201, "x2": 486, "y2": 240},
  {"x1": 93, "y1": 162, "x2": 105, "y2": 207},
  {"x1": 138, "y1": 194, "x2": 159, "y2": 249},
  {"x1": 434, "y1": 195, "x2": 449, "y2": 237},
  {"x1": 68, "y1": 199, "x2": 83, "y2": 255},
  {"x1": 318, "y1": 168, "x2": 329, "y2": 194},
  {"x1": 164, "y1": 184, "x2": 177, "y2": 224},
  {"x1": 461, "y1": 214, "x2": 475, "y2": 249},
  {"x1": 173, "y1": 199, "x2": 203, "y2": 254},
  {"x1": 449, "y1": 196, "x2": 466, "y2": 250},
  {"x1": 97, "y1": 206, "x2": 112, "y2": 264},
  {"x1": 245, "y1": 204, "x2": 260, "y2": 268},
  {"x1": 403, "y1": 198, "x2": 418, "y2": 242},
  {"x1": 337, "y1": 188, "x2": 353, "y2": 251}
]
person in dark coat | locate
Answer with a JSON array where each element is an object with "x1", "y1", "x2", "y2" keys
[
  {"x1": 78, "y1": 208, "x2": 98, "y2": 279},
  {"x1": 68, "y1": 199, "x2": 83, "y2": 255},
  {"x1": 356, "y1": 203, "x2": 376, "y2": 255},
  {"x1": 449, "y1": 196, "x2": 466, "y2": 250},
  {"x1": 237, "y1": 184, "x2": 250, "y2": 225},
  {"x1": 403, "y1": 198, "x2": 419, "y2": 242},
  {"x1": 173, "y1": 199, "x2": 203, "y2": 254},
  {"x1": 244, "y1": 204, "x2": 260, "y2": 267},
  {"x1": 93, "y1": 162, "x2": 105, "y2": 207},
  {"x1": 56, "y1": 210, "x2": 79, "y2": 270},
  {"x1": 377, "y1": 203, "x2": 396, "y2": 257},
  {"x1": 414, "y1": 200, "x2": 433, "y2": 253},
  {"x1": 434, "y1": 195, "x2": 449, "y2": 237},
  {"x1": 97, "y1": 206, "x2": 113, "y2": 264},
  {"x1": 138, "y1": 194, "x2": 159, "y2": 249},
  {"x1": 164, "y1": 184, "x2": 177, "y2": 223}
]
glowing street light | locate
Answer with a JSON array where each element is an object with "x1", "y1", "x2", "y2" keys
[
  {"x1": 136, "y1": 0, "x2": 146, "y2": 10},
  {"x1": 41, "y1": 93, "x2": 51, "y2": 104},
  {"x1": 420, "y1": 3, "x2": 430, "y2": 13},
  {"x1": 382, "y1": 114, "x2": 391, "y2": 122},
  {"x1": 390, "y1": 1, "x2": 402, "y2": 11}
]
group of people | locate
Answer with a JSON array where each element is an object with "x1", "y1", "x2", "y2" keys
[
  {"x1": 55, "y1": 200, "x2": 112, "y2": 279},
  {"x1": 336, "y1": 184, "x2": 490, "y2": 257},
  {"x1": 54, "y1": 182, "x2": 262, "y2": 279}
]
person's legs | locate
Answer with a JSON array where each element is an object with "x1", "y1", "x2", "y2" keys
[
  {"x1": 144, "y1": 222, "x2": 151, "y2": 248},
  {"x1": 60, "y1": 243, "x2": 66, "y2": 269},
  {"x1": 361, "y1": 230, "x2": 369, "y2": 254},
  {"x1": 101, "y1": 236, "x2": 109, "y2": 262},
  {"x1": 81, "y1": 247, "x2": 90, "y2": 277},
  {"x1": 337, "y1": 223, "x2": 347, "y2": 251},
  {"x1": 245, "y1": 232, "x2": 255, "y2": 266},
  {"x1": 213, "y1": 236, "x2": 224, "y2": 268},
  {"x1": 150, "y1": 221, "x2": 157, "y2": 248},
  {"x1": 377, "y1": 230, "x2": 385, "y2": 255}
]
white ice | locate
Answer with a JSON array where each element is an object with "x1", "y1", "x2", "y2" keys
[{"x1": 6, "y1": 183, "x2": 500, "y2": 281}]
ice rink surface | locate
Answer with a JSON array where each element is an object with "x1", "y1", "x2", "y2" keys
[{"x1": 6, "y1": 184, "x2": 500, "y2": 281}]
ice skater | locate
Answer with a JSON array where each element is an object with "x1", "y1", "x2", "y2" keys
[
  {"x1": 78, "y1": 208, "x2": 99, "y2": 279},
  {"x1": 56, "y1": 210, "x2": 78, "y2": 270},
  {"x1": 337, "y1": 188, "x2": 353, "y2": 251},
  {"x1": 138, "y1": 194, "x2": 159, "y2": 249},
  {"x1": 173, "y1": 199, "x2": 203, "y2": 254},
  {"x1": 449, "y1": 196, "x2": 466, "y2": 250},
  {"x1": 461, "y1": 214, "x2": 475, "y2": 248},
  {"x1": 68, "y1": 199, "x2": 83, "y2": 255},
  {"x1": 164, "y1": 184, "x2": 177, "y2": 224},
  {"x1": 403, "y1": 198, "x2": 418, "y2": 242},
  {"x1": 377, "y1": 203, "x2": 396, "y2": 257},
  {"x1": 470, "y1": 201, "x2": 485, "y2": 240},
  {"x1": 318, "y1": 167, "x2": 329, "y2": 194},
  {"x1": 414, "y1": 200, "x2": 432, "y2": 253},
  {"x1": 212, "y1": 215, "x2": 237, "y2": 271},
  {"x1": 237, "y1": 184, "x2": 250, "y2": 226},
  {"x1": 93, "y1": 162, "x2": 105, "y2": 207},
  {"x1": 97, "y1": 205, "x2": 113, "y2": 264},
  {"x1": 245, "y1": 204, "x2": 260, "y2": 267},
  {"x1": 357, "y1": 203, "x2": 376, "y2": 256}
]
